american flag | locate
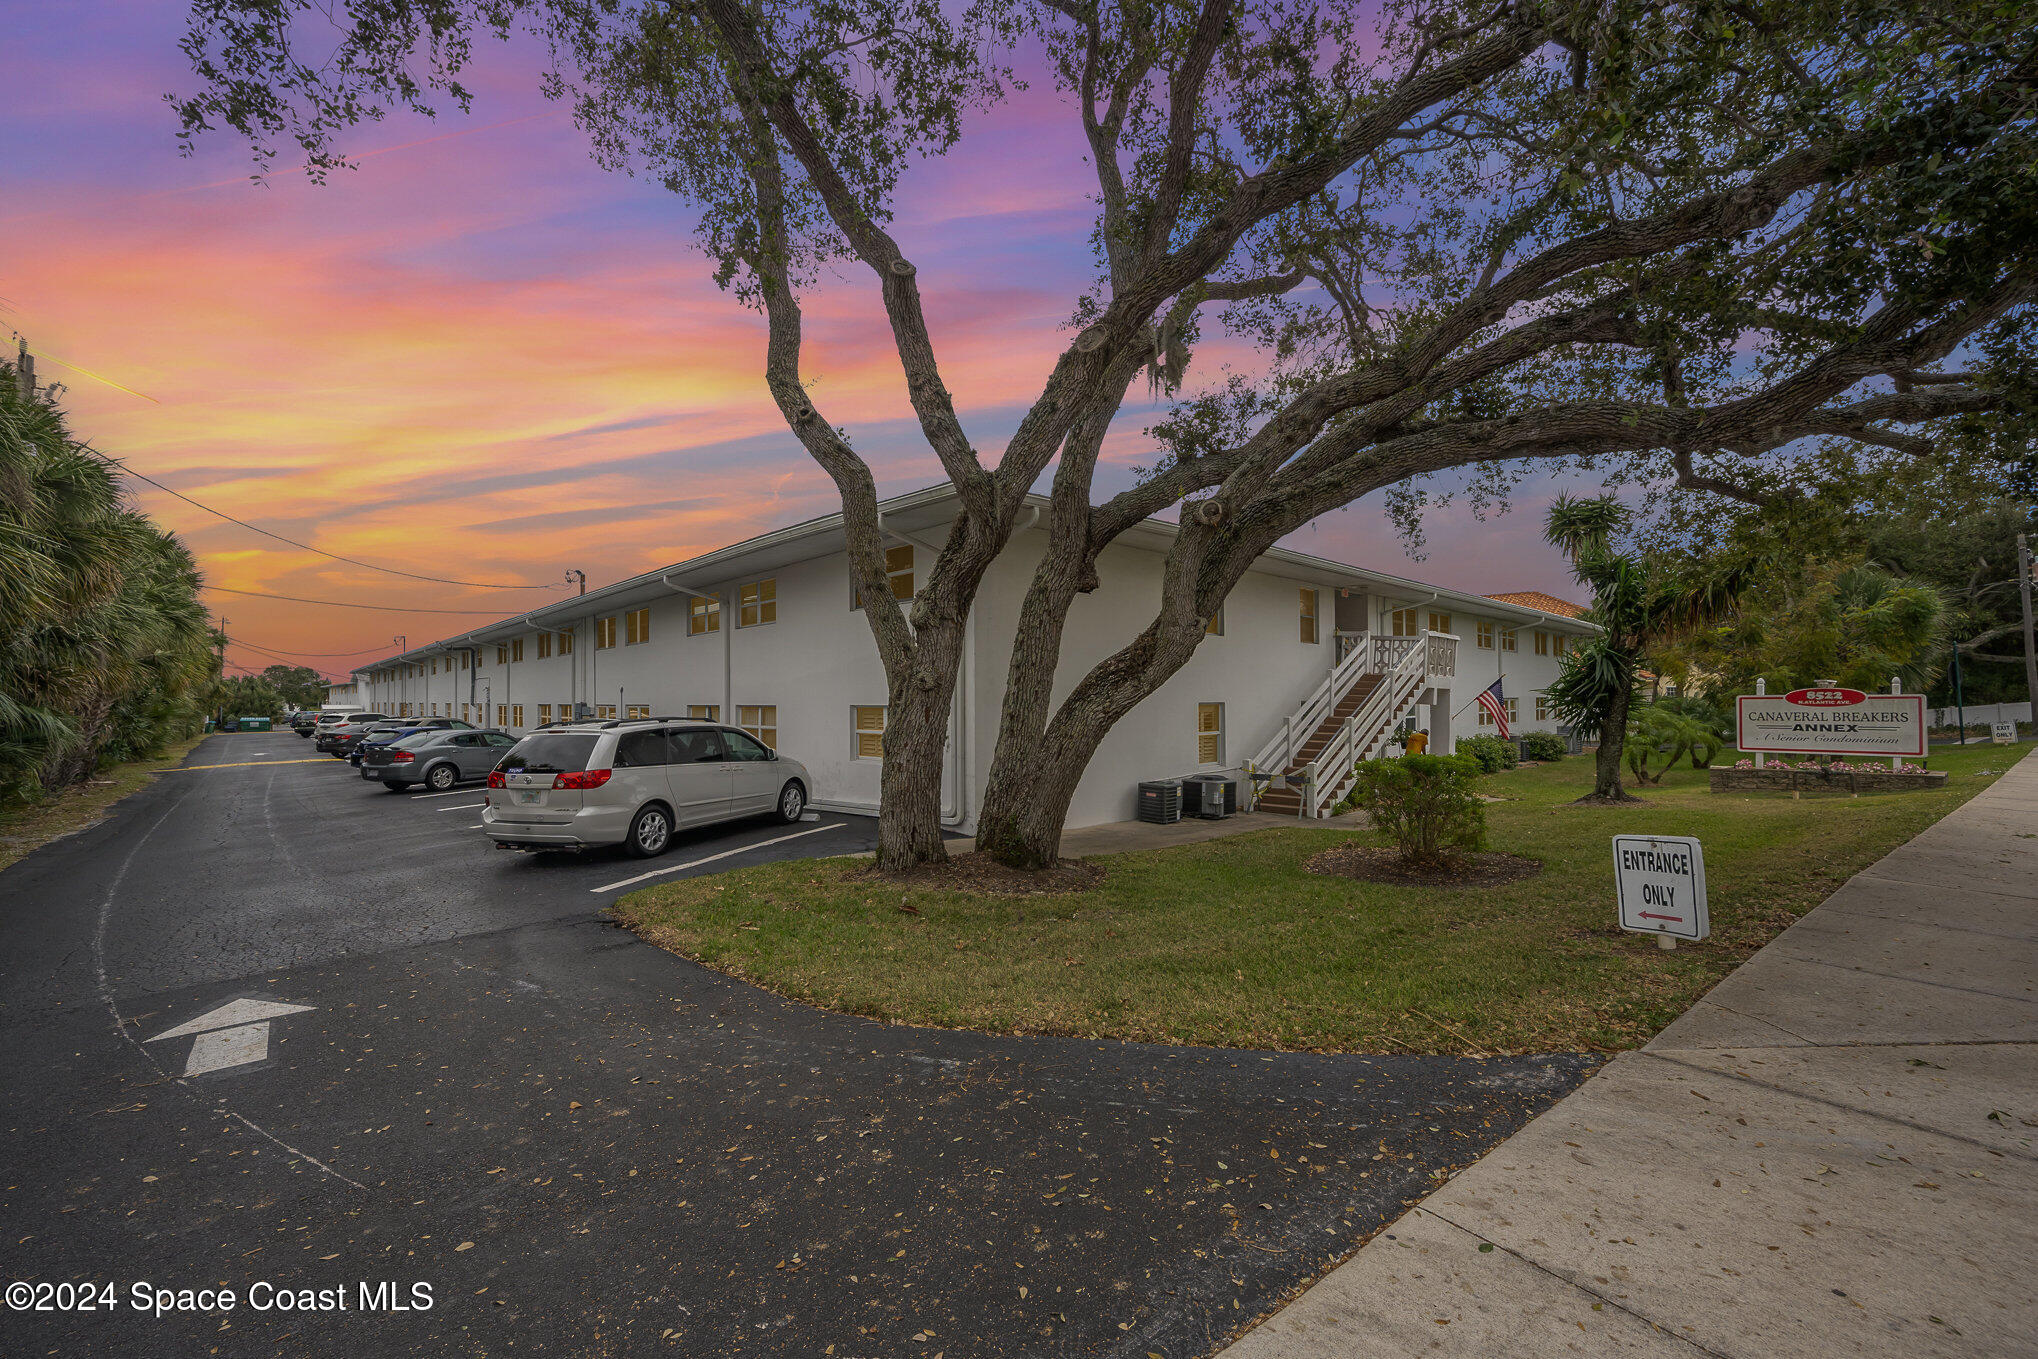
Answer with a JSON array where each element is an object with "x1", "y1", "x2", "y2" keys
[{"x1": 1476, "y1": 678, "x2": 1510, "y2": 738}]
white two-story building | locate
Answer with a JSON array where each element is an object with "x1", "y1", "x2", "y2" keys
[{"x1": 334, "y1": 485, "x2": 1594, "y2": 830}]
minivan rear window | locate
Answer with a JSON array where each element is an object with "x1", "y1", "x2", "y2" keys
[{"x1": 497, "y1": 734, "x2": 600, "y2": 774}]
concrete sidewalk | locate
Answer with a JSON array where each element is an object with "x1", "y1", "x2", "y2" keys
[{"x1": 1220, "y1": 748, "x2": 2037, "y2": 1359}]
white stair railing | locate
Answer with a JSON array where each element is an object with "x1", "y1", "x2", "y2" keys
[
  {"x1": 1247, "y1": 631, "x2": 1374, "y2": 779},
  {"x1": 1296, "y1": 631, "x2": 1459, "y2": 816}
]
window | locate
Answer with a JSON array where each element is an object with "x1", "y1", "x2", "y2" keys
[
  {"x1": 1500, "y1": 626, "x2": 1517, "y2": 652},
  {"x1": 853, "y1": 706, "x2": 886, "y2": 758},
  {"x1": 1555, "y1": 634, "x2": 1569, "y2": 656},
  {"x1": 1504, "y1": 698, "x2": 1518, "y2": 723},
  {"x1": 497, "y1": 705, "x2": 509, "y2": 727},
  {"x1": 740, "y1": 579, "x2": 777, "y2": 628},
  {"x1": 1391, "y1": 607, "x2": 1420, "y2": 637},
  {"x1": 1535, "y1": 693, "x2": 1550, "y2": 722},
  {"x1": 561, "y1": 698, "x2": 575, "y2": 721},
  {"x1": 626, "y1": 704, "x2": 650, "y2": 719},
  {"x1": 687, "y1": 703, "x2": 720, "y2": 721},
  {"x1": 852, "y1": 545, "x2": 915, "y2": 608},
  {"x1": 497, "y1": 643, "x2": 509, "y2": 665},
  {"x1": 1479, "y1": 702, "x2": 1495, "y2": 728},
  {"x1": 1299, "y1": 588, "x2": 1319, "y2": 644},
  {"x1": 510, "y1": 638, "x2": 524, "y2": 663},
  {"x1": 1428, "y1": 610, "x2": 1452, "y2": 636},
  {"x1": 1534, "y1": 630, "x2": 1549, "y2": 656},
  {"x1": 724, "y1": 730, "x2": 772, "y2": 762},
  {"x1": 511, "y1": 704, "x2": 525, "y2": 727},
  {"x1": 430, "y1": 658, "x2": 438, "y2": 675},
  {"x1": 1476, "y1": 621, "x2": 1494, "y2": 649},
  {"x1": 596, "y1": 704, "x2": 617, "y2": 720},
  {"x1": 1197, "y1": 702, "x2": 1225, "y2": 765},
  {"x1": 687, "y1": 595, "x2": 720, "y2": 636},
  {"x1": 626, "y1": 607, "x2": 652, "y2": 645},
  {"x1": 558, "y1": 630, "x2": 573, "y2": 655},
  {"x1": 614, "y1": 730, "x2": 669, "y2": 768},
  {"x1": 537, "y1": 633, "x2": 552, "y2": 659},
  {"x1": 1206, "y1": 607, "x2": 1224, "y2": 637},
  {"x1": 595, "y1": 616, "x2": 618, "y2": 650},
  {"x1": 739, "y1": 704, "x2": 777, "y2": 748},
  {"x1": 670, "y1": 728, "x2": 726, "y2": 764},
  {"x1": 538, "y1": 704, "x2": 553, "y2": 725},
  {"x1": 462, "y1": 704, "x2": 471, "y2": 723}
]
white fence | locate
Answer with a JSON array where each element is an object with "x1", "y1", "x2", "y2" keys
[{"x1": 1928, "y1": 701, "x2": 2030, "y2": 727}]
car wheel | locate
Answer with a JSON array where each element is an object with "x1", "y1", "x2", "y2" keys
[
  {"x1": 775, "y1": 780, "x2": 806, "y2": 824},
  {"x1": 626, "y1": 805, "x2": 672, "y2": 858},
  {"x1": 427, "y1": 763, "x2": 458, "y2": 792}
]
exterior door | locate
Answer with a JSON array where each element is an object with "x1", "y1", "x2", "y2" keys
[
  {"x1": 721, "y1": 730, "x2": 781, "y2": 814},
  {"x1": 664, "y1": 728, "x2": 734, "y2": 827}
]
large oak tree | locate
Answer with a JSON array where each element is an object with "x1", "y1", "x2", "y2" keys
[{"x1": 174, "y1": 0, "x2": 2038, "y2": 868}]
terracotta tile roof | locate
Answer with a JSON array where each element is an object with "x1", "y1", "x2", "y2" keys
[{"x1": 1483, "y1": 590, "x2": 1588, "y2": 618}]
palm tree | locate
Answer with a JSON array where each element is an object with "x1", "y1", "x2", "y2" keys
[
  {"x1": 1, "y1": 359, "x2": 216, "y2": 797},
  {"x1": 1542, "y1": 496, "x2": 1760, "y2": 803}
]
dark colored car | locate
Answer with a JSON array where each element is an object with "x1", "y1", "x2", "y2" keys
[
  {"x1": 315, "y1": 714, "x2": 392, "y2": 755},
  {"x1": 289, "y1": 712, "x2": 320, "y2": 737},
  {"x1": 351, "y1": 717, "x2": 474, "y2": 772},
  {"x1": 363, "y1": 728, "x2": 520, "y2": 792}
]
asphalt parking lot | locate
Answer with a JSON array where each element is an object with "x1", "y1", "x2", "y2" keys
[{"x1": 0, "y1": 733, "x2": 1596, "y2": 1357}]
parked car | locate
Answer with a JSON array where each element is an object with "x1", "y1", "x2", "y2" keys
[
  {"x1": 312, "y1": 711, "x2": 383, "y2": 750},
  {"x1": 316, "y1": 714, "x2": 392, "y2": 755},
  {"x1": 304, "y1": 706, "x2": 365, "y2": 740},
  {"x1": 482, "y1": 719, "x2": 809, "y2": 857},
  {"x1": 289, "y1": 711, "x2": 322, "y2": 737},
  {"x1": 363, "y1": 728, "x2": 519, "y2": 792},
  {"x1": 351, "y1": 717, "x2": 473, "y2": 771}
]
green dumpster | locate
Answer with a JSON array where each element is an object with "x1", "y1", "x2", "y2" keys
[{"x1": 238, "y1": 716, "x2": 273, "y2": 732}]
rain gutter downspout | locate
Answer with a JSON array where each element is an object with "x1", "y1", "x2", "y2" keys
[{"x1": 660, "y1": 573, "x2": 731, "y2": 719}]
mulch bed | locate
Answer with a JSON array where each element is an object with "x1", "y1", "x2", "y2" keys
[
  {"x1": 861, "y1": 851, "x2": 1104, "y2": 896},
  {"x1": 1304, "y1": 844, "x2": 1543, "y2": 889}
]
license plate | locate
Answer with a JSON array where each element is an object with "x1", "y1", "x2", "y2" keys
[{"x1": 515, "y1": 790, "x2": 542, "y2": 805}]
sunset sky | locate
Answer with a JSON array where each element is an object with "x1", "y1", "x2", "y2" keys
[{"x1": 5, "y1": 3, "x2": 1594, "y2": 681}]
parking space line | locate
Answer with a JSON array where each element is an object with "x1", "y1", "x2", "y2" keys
[
  {"x1": 168, "y1": 758, "x2": 329, "y2": 772},
  {"x1": 591, "y1": 823, "x2": 848, "y2": 894},
  {"x1": 407, "y1": 788, "x2": 477, "y2": 800},
  {"x1": 436, "y1": 802, "x2": 487, "y2": 812}
]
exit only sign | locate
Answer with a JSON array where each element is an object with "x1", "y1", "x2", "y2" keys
[{"x1": 1612, "y1": 835, "x2": 1710, "y2": 943}]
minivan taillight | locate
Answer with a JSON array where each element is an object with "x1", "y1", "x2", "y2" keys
[
  {"x1": 487, "y1": 771, "x2": 507, "y2": 788},
  {"x1": 553, "y1": 769, "x2": 613, "y2": 790}
]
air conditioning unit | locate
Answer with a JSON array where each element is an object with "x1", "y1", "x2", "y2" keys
[
  {"x1": 1187, "y1": 774, "x2": 1237, "y2": 819},
  {"x1": 1137, "y1": 780, "x2": 1183, "y2": 824}
]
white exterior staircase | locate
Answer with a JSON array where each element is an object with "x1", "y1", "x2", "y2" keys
[{"x1": 1247, "y1": 631, "x2": 1458, "y2": 817}]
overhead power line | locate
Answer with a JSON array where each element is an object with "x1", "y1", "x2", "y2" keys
[
  {"x1": 203, "y1": 584, "x2": 510, "y2": 615},
  {"x1": 228, "y1": 636, "x2": 398, "y2": 659},
  {"x1": 97, "y1": 453, "x2": 563, "y2": 590}
]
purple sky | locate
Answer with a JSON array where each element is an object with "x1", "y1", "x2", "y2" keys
[{"x1": 3, "y1": 3, "x2": 1593, "y2": 676}]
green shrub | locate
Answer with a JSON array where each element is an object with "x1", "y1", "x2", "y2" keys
[
  {"x1": 1345, "y1": 753, "x2": 1487, "y2": 865},
  {"x1": 1455, "y1": 733, "x2": 1518, "y2": 773},
  {"x1": 1520, "y1": 731, "x2": 1567, "y2": 762}
]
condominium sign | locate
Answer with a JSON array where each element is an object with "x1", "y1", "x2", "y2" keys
[{"x1": 1736, "y1": 688, "x2": 1926, "y2": 758}]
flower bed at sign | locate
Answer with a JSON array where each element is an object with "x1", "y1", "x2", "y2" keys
[{"x1": 1710, "y1": 760, "x2": 1945, "y2": 796}]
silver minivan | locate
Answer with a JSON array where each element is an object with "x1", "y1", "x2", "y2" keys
[{"x1": 481, "y1": 720, "x2": 810, "y2": 856}]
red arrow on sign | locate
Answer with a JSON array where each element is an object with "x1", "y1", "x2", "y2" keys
[{"x1": 1638, "y1": 912, "x2": 1685, "y2": 922}]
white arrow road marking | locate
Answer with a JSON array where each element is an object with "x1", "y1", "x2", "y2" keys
[
  {"x1": 591, "y1": 822, "x2": 846, "y2": 894},
  {"x1": 147, "y1": 998, "x2": 315, "y2": 1077}
]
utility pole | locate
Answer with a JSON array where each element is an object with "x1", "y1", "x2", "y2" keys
[
  {"x1": 2019, "y1": 533, "x2": 2037, "y2": 730},
  {"x1": 567, "y1": 569, "x2": 586, "y2": 595},
  {"x1": 15, "y1": 337, "x2": 35, "y2": 400}
]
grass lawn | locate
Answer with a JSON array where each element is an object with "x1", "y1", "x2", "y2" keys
[
  {"x1": 613, "y1": 739, "x2": 2034, "y2": 1056},
  {"x1": 0, "y1": 734, "x2": 207, "y2": 874}
]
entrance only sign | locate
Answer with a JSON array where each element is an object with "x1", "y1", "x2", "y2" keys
[{"x1": 1612, "y1": 835, "x2": 1709, "y2": 944}]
